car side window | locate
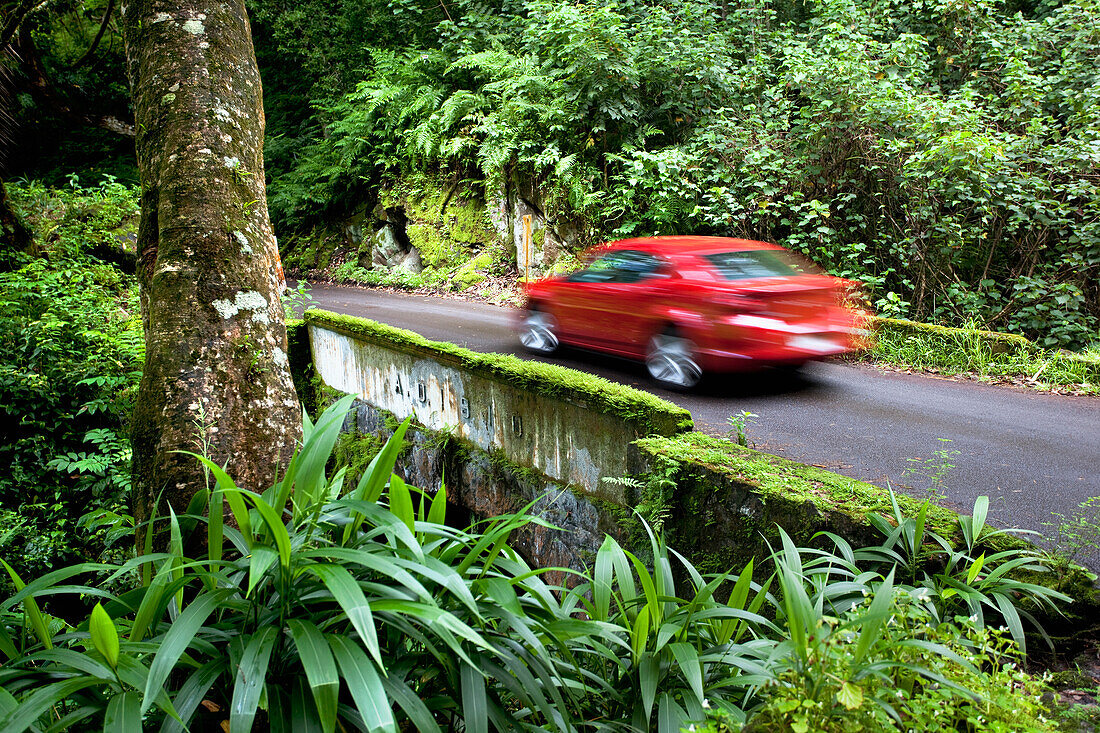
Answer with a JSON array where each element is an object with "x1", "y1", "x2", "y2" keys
[
  {"x1": 567, "y1": 253, "x2": 620, "y2": 283},
  {"x1": 567, "y1": 251, "x2": 669, "y2": 283},
  {"x1": 613, "y1": 251, "x2": 669, "y2": 283}
]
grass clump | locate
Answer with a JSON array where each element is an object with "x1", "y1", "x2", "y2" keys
[{"x1": 868, "y1": 317, "x2": 1099, "y2": 394}]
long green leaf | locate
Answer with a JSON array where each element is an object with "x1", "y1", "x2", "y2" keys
[
  {"x1": 0, "y1": 678, "x2": 100, "y2": 733},
  {"x1": 28, "y1": 648, "x2": 113, "y2": 680},
  {"x1": 0, "y1": 619, "x2": 19, "y2": 661},
  {"x1": 631, "y1": 606, "x2": 651, "y2": 663},
  {"x1": 247, "y1": 545, "x2": 279, "y2": 598},
  {"x1": 625, "y1": 550, "x2": 661, "y2": 628},
  {"x1": 129, "y1": 561, "x2": 177, "y2": 643},
  {"x1": 159, "y1": 660, "x2": 225, "y2": 733},
  {"x1": 668, "y1": 642, "x2": 704, "y2": 705},
  {"x1": 657, "y1": 693, "x2": 688, "y2": 733},
  {"x1": 460, "y1": 663, "x2": 488, "y2": 733},
  {"x1": 103, "y1": 692, "x2": 141, "y2": 732},
  {"x1": 208, "y1": 486, "x2": 224, "y2": 567},
  {"x1": 639, "y1": 652, "x2": 659, "y2": 722},
  {"x1": 142, "y1": 590, "x2": 226, "y2": 714},
  {"x1": 853, "y1": 567, "x2": 896, "y2": 664},
  {"x1": 141, "y1": 501, "x2": 159, "y2": 587},
  {"x1": 238, "y1": 489, "x2": 293, "y2": 570},
  {"x1": 329, "y1": 635, "x2": 396, "y2": 733},
  {"x1": 287, "y1": 677, "x2": 324, "y2": 733},
  {"x1": 378, "y1": 675, "x2": 442, "y2": 733},
  {"x1": 993, "y1": 592, "x2": 1027, "y2": 655},
  {"x1": 427, "y1": 482, "x2": 447, "y2": 526},
  {"x1": 343, "y1": 419, "x2": 411, "y2": 543},
  {"x1": 287, "y1": 620, "x2": 340, "y2": 733},
  {"x1": 280, "y1": 394, "x2": 356, "y2": 521},
  {"x1": 306, "y1": 564, "x2": 381, "y2": 667},
  {"x1": 387, "y1": 474, "x2": 415, "y2": 533},
  {"x1": 230, "y1": 626, "x2": 278, "y2": 733},
  {"x1": 0, "y1": 559, "x2": 51, "y2": 650},
  {"x1": 593, "y1": 536, "x2": 616, "y2": 623}
]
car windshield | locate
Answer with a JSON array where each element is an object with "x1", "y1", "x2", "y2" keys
[{"x1": 703, "y1": 250, "x2": 806, "y2": 280}]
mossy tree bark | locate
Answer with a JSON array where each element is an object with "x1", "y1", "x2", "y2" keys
[{"x1": 121, "y1": 0, "x2": 301, "y2": 533}]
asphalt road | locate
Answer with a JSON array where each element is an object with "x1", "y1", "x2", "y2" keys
[{"x1": 305, "y1": 284, "x2": 1100, "y2": 563}]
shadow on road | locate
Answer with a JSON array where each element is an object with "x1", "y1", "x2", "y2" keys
[{"x1": 521, "y1": 345, "x2": 831, "y2": 400}]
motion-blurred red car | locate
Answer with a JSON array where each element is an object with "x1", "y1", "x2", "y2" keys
[{"x1": 518, "y1": 236, "x2": 868, "y2": 389}]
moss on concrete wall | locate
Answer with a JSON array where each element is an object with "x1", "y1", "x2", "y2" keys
[{"x1": 634, "y1": 431, "x2": 1059, "y2": 578}]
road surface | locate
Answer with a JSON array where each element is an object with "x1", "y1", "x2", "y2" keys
[{"x1": 304, "y1": 284, "x2": 1100, "y2": 564}]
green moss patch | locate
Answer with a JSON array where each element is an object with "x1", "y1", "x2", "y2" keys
[
  {"x1": 637, "y1": 431, "x2": 964, "y2": 573},
  {"x1": 304, "y1": 309, "x2": 693, "y2": 436},
  {"x1": 641, "y1": 431, "x2": 958, "y2": 535},
  {"x1": 453, "y1": 251, "x2": 494, "y2": 289},
  {"x1": 871, "y1": 316, "x2": 1033, "y2": 354},
  {"x1": 868, "y1": 316, "x2": 1099, "y2": 390}
]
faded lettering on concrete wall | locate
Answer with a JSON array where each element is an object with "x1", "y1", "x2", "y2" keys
[{"x1": 309, "y1": 324, "x2": 643, "y2": 499}]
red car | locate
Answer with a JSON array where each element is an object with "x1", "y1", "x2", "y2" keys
[{"x1": 518, "y1": 236, "x2": 868, "y2": 389}]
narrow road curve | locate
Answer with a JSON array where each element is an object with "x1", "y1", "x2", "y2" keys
[{"x1": 306, "y1": 284, "x2": 1100, "y2": 560}]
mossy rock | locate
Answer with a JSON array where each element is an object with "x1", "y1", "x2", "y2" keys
[
  {"x1": 453, "y1": 251, "x2": 494, "y2": 289},
  {"x1": 406, "y1": 223, "x2": 462, "y2": 269},
  {"x1": 1049, "y1": 669, "x2": 1096, "y2": 691},
  {"x1": 446, "y1": 198, "x2": 494, "y2": 245},
  {"x1": 404, "y1": 178, "x2": 448, "y2": 222}
]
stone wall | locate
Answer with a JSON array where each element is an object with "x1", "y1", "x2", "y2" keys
[
  {"x1": 306, "y1": 309, "x2": 692, "y2": 502},
  {"x1": 342, "y1": 401, "x2": 629, "y2": 582}
]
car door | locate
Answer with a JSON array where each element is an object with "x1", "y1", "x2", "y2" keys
[{"x1": 562, "y1": 250, "x2": 670, "y2": 352}]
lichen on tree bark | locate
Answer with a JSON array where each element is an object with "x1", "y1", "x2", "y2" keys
[{"x1": 121, "y1": 0, "x2": 301, "y2": 534}]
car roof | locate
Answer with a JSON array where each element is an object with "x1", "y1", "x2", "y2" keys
[{"x1": 597, "y1": 236, "x2": 785, "y2": 258}]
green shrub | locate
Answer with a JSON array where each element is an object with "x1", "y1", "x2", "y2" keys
[
  {"x1": 0, "y1": 398, "x2": 1067, "y2": 732},
  {"x1": 0, "y1": 182, "x2": 142, "y2": 581},
  {"x1": 869, "y1": 317, "x2": 1100, "y2": 393}
]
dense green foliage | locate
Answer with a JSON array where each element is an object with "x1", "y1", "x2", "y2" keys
[
  {"x1": 11, "y1": 0, "x2": 1099, "y2": 347},
  {"x1": 0, "y1": 180, "x2": 142, "y2": 581},
  {"x1": 0, "y1": 397, "x2": 1069, "y2": 731},
  {"x1": 257, "y1": 0, "x2": 1100, "y2": 349},
  {"x1": 3, "y1": 1, "x2": 135, "y2": 185}
]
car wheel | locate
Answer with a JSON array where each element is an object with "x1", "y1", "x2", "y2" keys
[
  {"x1": 646, "y1": 329, "x2": 703, "y2": 390},
  {"x1": 519, "y1": 308, "x2": 560, "y2": 355}
]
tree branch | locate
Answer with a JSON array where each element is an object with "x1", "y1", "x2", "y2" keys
[
  {"x1": 69, "y1": 0, "x2": 114, "y2": 69},
  {"x1": 0, "y1": 0, "x2": 48, "y2": 50}
]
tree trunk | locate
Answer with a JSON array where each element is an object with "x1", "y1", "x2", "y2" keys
[
  {"x1": 0, "y1": 177, "x2": 32, "y2": 257},
  {"x1": 121, "y1": 0, "x2": 301, "y2": 534}
]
